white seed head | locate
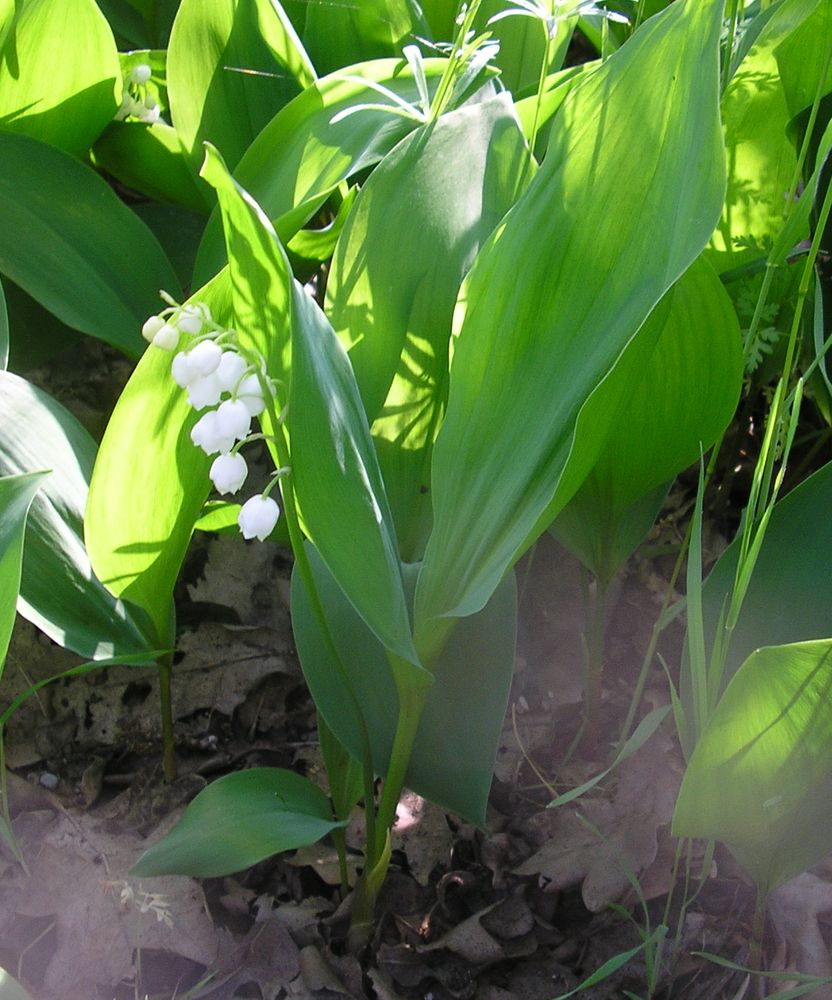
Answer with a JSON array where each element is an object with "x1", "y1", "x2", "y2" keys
[
  {"x1": 130, "y1": 63, "x2": 152, "y2": 85},
  {"x1": 215, "y1": 398, "x2": 252, "y2": 442},
  {"x1": 209, "y1": 452, "x2": 248, "y2": 495},
  {"x1": 238, "y1": 495, "x2": 280, "y2": 541}
]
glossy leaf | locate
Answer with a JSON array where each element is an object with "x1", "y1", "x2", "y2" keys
[
  {"x1": 674, "y1": 640, "x2": 832, "y2": 894},
  {"x1": 86, "y1": 271, "x2": 233, "y2": 644},
  {"x1": 201, "y1": 143, "x2": 417, "y2": 662},
  {"x1": 0, "y1": 131, "x2": 181, "y2": 358},
  {"x1": 302, "y1": 0, "x2": 429, "y2": 75},
  {"x1": 167, "y1": 0, "x2": 315, "y2": 177},
  {"x1": 131, "y1": 768, "x2": 346, "y2": 877},
  {"x1": 291, "y1": 548, "x2": 517, "y2": 826},
  {"x1": 193, "y1": 58, "x2": 457, "y2": 283},
  {"x1": 0, "y1": 372, "x2": 155, "y2": 659},
  {"x1": 0, "y1": 0, "x2": 119, "y2": 156},
  {"x1": 552, "y1": 256, "x2": 743, "y2": 584},
  {"x1": 0, "y1": 471, "x2": 45, "y2": 669},
  {"x1": 415, "y1": 0, "x2": 726, "y2": 629},
  {"x1": 326, "y1": 95, "x2": 529, "y2": 559},
  {"x1": 0, "y1": 276, "x2": 7, "y2": 370}
]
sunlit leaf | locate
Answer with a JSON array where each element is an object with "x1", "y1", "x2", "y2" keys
[
  {"x1": 0, "y1": 0, "x2": 119, "y2": 156},
  {"x1": 131, "y1": 768, "x2": 346, "y2": 877},
  {"x1": 674, "y1": 639, "x2": 832, "y2": 895},
  {"x1": 0, "y1": 131, "x2": 181, "y2": 358},
  {"x1": 415, "y1": 0, "x2": 726, "y2": 629}
]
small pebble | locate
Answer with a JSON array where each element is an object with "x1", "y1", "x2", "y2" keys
[{"x1": 39, "y1": 772, "x2": 59, "y2": 790}]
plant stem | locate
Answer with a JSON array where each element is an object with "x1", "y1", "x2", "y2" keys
[
  {"x1": 750, "y1": 887, "x2": 769, "y2": 999},
  {"x1": 581, "y1": 570, "x2": 607, "y2": 752},
  {"x1": 157, "y1": 653, "x2": 176, "y2": 782}
]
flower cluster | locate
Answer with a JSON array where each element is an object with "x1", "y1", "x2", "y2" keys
[
  {"x1": 115, "y1": 63, "x2": 161, "y2": 124},
  {"x1": 142, "y1": 296, "x2": 281, "y2": 541}
]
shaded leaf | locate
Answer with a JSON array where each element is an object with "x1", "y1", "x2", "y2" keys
[
  {"x1": 415, "y1": 0, "x2": 726, "y2": 628},
  {"x1": 0, "y1": 276, "x2": 6, "y2": 370},
  {"x1": 674, "y1": 640, "x2": 832, "y2": 894},
  {"x1": 0, "y1": 131, "x2": 181, "y2": 358},
  {"x1": 131, "y1": 768, "x2": 346, "y2": 877},
  {"x1": 0, "y1": 471, "x2": 45, "y2": 669},
  {"x1": 0, "y1": 371, "x2": 155, "y2": 658},
  {"x1": 291, "y1": 547, "x2": 517, "y2": 826}
]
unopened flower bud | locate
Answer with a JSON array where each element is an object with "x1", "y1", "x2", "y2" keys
[
  {"x1": 152, "y1": 325, "x2": 179, "y2": 351},
  {"x1": 142, "y1": 315, "x2": 165, "y2": 343},
  {"x1": 216, "y1": 351, "x2": 248, "y2": 393},
  {"x1": 176, "y1": 303, "x2": 210, "y2": 336},
  {"x1": 191, "y1": 410, "x2": 234, "y2": 454},
  {"x1": 210, "y1": 452, "x2": 248, "y2": 495},
  {"x1": 130, "y1": 63, "x2": 152, "y2": 85},
  {"x1": 186, "y1": 340, "x2": 222, "y2": 377},
  {"x1": 141, "y1": 102, "x2": 160, "y2": 124},
  {"x1": 237, "y1": 373, "x2": 267, "y2": 416},
  {"x1": 238, "y1": 495, "x2": 280, "y2": 541},
  {"x1": 187, "y1": 372, "x2": 222, "y2": 410}
]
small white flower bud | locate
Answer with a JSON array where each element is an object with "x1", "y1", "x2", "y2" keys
[
  {"x1": 186, "y1": 340, "x2": 222, "y2": 377},
  {"x1": 152, "y1": 324, "x2": 179, "y2": 351},
  {"x1": 215, "y1": 398, "x2": 251, "y2": 442},
  {"x1": 238, "y1": 495, "x2": 280, "y2": 541},
  {"x1": 190, "y1": 410, "x2": 236, "y2": 455},
  {"x1": 237, "y1": 374, "x2": 267, "y2": 416},
  {"x1": 130, "y1": 63, "x2": 152, "y2": 85},
  {"x1": 142, "y1": 315, "x2": 165, "y2": 343},
  {"x1": 187, "y1": 372, "x2": 222, "y2": 410},
  {"x1": 209, "y1": 452, "x2": 248, "y2": 495},
  {"x1": 216, "y1": 351, "x2": 248, "y2": 393},
  {"x1": 176, "y1": 304, "x2": 209, "y2": 336},
  {"x1": 140, "y1": 102, "x2": 160, "y2": 124}
]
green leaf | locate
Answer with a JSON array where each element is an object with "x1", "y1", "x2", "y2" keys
[
  {"x1": 415, "y1": 0, "x2": 726, "y2": 629},
  {"x1": 0, "y1": 471, "x2": 45, "y2": 669},
  {"x1": 476, "y1": 0, "x2": 574, "y2": 93},
  {"x1": 0, "y1": 371, "x2": 154, "y2": 659},
  {"x1": 131, "y1": 768, "x2": 346, "y2": 877},
  {"x1": 0, "y1": 131, "x2": 181, "y2": 358},
  {"x1": 193, "y1": 57, "x2": 454, "y2": 284},
  {"x1": 86, "y1": 270, "x2": 233, "y2": 644},
  {"x1": 291, "y1": 547, "x2": 517, "y2": 826},
  {"x1": 552, "y1": 256, "x2": 743, "y2": 584},
  {"x1": 0, "y1": 276, "x2": 7, "y2": 370},
  {"x1": 167, "y1": 0, "x2": 315, "y2": 177},
  {"x1": 0, "y1": 0, "x2": 119, "y2": 156},
  {"x1": 200, "y1": 144, "x2": 417, "y2": 663},
  {"x1": 326, "y1": 94, "x2": 529, "y2": 560},
  {"x1": 302, "y1": 0, "x2": 429, "y2": 75},
  {"x1": 673, "y1": 639, "x2": 832, "y2": 895},
  {"x1": 0, "y1": 966, "x2": 35, "y2": 1000}
]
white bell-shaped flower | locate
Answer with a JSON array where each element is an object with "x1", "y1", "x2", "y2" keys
[
  {"x1": 186, "y1": 340, "x2": 222, "y2": 377},
  {"x1": 216, "y1": 351, "x2": 248, "y2": 393},
  {"x1": 190, "y1": 410, "x2": 236, "y2": 455},
  {"x1": 142, "y1": 315, "x2": 165, "y2": 343},
  {"x1": 171, "y1": 351, "x2": 196, "y2": 388},
  {"x1": 215, "y1": 398, "x2": 251, "y2": 443},
  {"x1": 209, "y1": 452, "x2": 248, "y2": 495},
  {"x1": 177, "y1": 303, "x2": 211, "y2": 336},
  {"x1": 187, "y1": 372, "x2": 222, "y2": 410},
  {"x1": 152, "y1": 324, "x2": 179, "y2": 351},
  {"x1": 130, "y1": 63, "x2": 152, "y2": 84},
  {"x1": 238, "y1": 495, "x2": 280, "y2": 541},
  {"x1": 236, "y1": 373, "x2": 267, "y2": 417}
]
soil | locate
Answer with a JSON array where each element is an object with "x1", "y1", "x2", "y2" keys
[{"x1": 2, "y1": 345, "x2": 831, "y2": 1000}]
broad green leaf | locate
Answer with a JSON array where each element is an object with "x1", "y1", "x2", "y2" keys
[
  {"x1": 552, "y1": 256, "x2": 743, "y2": 584},
  {"x1": 0, "y1": 966, "x2": 35, "y2": 1000},
  {"x1": 201, "y1": 144, "x2": 417, "y2": 663},
  {"x1": 131, "y1": 768, "x2": 346, "y2": 877},
  {"x1": 419, "y1": 0, "x2": 456, "y2": 40},
  {"x1": 415, "y1": 0, "x2": 726, "y2": 629},
  {"x1": 86, "y1": 271, "x2": 233, "y2": 644},
  {"x1": 0, "y1": 471, "x2": 45, "y2": 669},
  {"x1": 167, "y1": 0, "x2": 315, "y2": 177},
  {"x1": 697, "y1": 458, "x2": 832, "y2": 690},
  {"x1": 673, "y1": 639, "x2": 832, "y2": 894},
  {"x1": 0, "y1": 0, "x2": 119, "y2": 156},
  {"x1": 302, "y1": 0, "x2": 429, "y2": 75},
  {"x1": 192, "y1": 58, "x2": 456, "y2": 283},
  {"x1": 710, "y1": 0, "x2": 822, "y2": 271},
  {"x1": 0, "y1": 372, "x2": 154, "y2": 659},
  {"x1": 774, "y1": 0, "x2": 832, "y2": 123},
  {"x1": 291, "y1": 547, "x2": 517, "y2": 826},
  {"x1": 326, "y1": 94, "x2": 529, "y2": 559},
  {"x1": 476, "y1": 0, "x2": 574, "y2": 94},
  {"x1": 0, "y1": 276, "x2": 7, "y2": 370},
  {"x1": 0, "y1": 131, "x2": 181, "y2": 358},
  {"x1": 93, "y1": 120, "x2": 212, "y2": 215}
]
